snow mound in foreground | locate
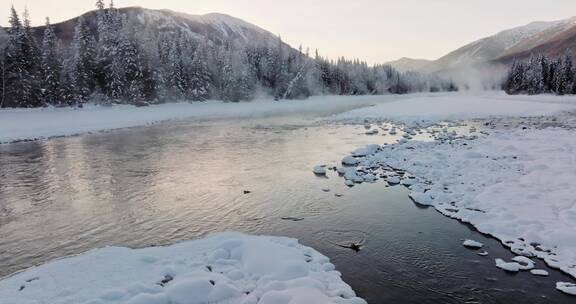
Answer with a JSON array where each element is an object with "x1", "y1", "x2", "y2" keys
[{"x1": 0, "y1": 233, "x2": 366, "y2": 304}]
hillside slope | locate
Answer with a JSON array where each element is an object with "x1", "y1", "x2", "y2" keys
[{"x1": 25, "y1": 7, "x2": 284, "y2": 49}]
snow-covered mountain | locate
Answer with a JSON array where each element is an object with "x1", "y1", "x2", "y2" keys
[
  {"x1": 384, "y1": 57, "x2": 431, "y2": 73},
  {"x1": 420, "y1": 16, "x2": 576, "y2": 73},
  {"x1": 497, "y1": 17, "x2": 576, "y2": 63},
  {"x1": 29, "y1": 7, "x2": 283, "y2": 48}
]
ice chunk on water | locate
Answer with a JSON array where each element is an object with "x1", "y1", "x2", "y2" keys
[
  {"x1": 462, "y1": 240, "x2": 483, "y2": 249},
  {"x1": 530, "y1": 269, "x2": 549, "y2": 276}
]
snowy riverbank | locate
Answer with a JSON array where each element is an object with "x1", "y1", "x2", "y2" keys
[
  {"x1": 328, "y1": 92, "x2": 576, "y2": 294},
  {"x1": 0, "y1": 95, "x2": 397, "y2": 144},
  {"x1": 334, "y1": 92, "x2": 576, "y2": 126},
  {"x1": 0, "y1": 233, "x2": 366, "y2": 304}
]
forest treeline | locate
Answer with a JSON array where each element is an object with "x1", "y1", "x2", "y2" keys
[
  {"x1": 0, "y1": 2, "x2": 457, "y2": 108},
  {"x1": 504, "y1": 54, "x2": 576, "y2": 96}
]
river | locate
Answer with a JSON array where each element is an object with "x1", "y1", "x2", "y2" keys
[{"x1": 0, "y1": 106, "x2": 573, "y2": 303}]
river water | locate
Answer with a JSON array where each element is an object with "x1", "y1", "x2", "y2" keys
[{"x1": 0, "y1": 110, "x2": 573, "y2": 303}]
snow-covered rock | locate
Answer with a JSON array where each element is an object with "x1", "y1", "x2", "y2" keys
[
  {"x1": 495, "y1": 258, "x2": 521, "y2": 272},
  {"x1": 313, "y1": 165, "x2": 327, "y2": 175},
  {"x1": 344, "y1": 170, "x2": 365, "y2": 184},
  {"x1": 342, "y1": 156, "x2": 360, "y2": 166},
  {"x1": 512, "y1": 256, "x2": 535, "y2": 271},
  {"x1": 352, "y1": 145, "x2": 380, "y2": 157},
  {"x1": 401, "y1": 178, "x2": 417, "y2": 186},
  {"x1": 386, "y1": 176, "x2": 401, "y2": 185},
  {"x1": 0, "y1": 233, "x2": 366, "y2": 304},
  {"x1": 556, "y1": 282, "x2": 576, "y2": 296},
  {"x1": 462, "y1": 240, "x2": 484, "y2": 249},
  {"x1": 363, "y1": 174, "x2": 378, "y2": 183}
]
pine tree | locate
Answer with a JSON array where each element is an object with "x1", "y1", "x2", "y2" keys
[
  {"x1": 164, "y1": 35, "x2": 188, "y2": 99},
  {"x1": 69, "y1": 16, "x2": 96, "y2": 104},
  {"x1": 189, "y1": 40, "x2": 212, "y2": 101},
  {"x1": 117, "y1": 25, "x2": 154, "y2": 103},
  {"x1": 40, "y1": 18, "x2": 61, "y2": 105},
  {"x1": 555, "y1": 55, "x2": 574, "y2": 95},
  {"x1": 504, "y1": 59, "x2": 526, "y2": 94},
  {"x1": 104, "y1": 6, "x2": 127, "y2": 101},
  {"x1": 523, "y1": 55, "x2": 544, "y2": 95},
  {"x1": 22, "y1": 7, "x2": 42, "y2": 106},
  {"x1": 4, "y1": 7, "x2": 40, "y2": 107},
  {"x1": 0, "y1": 35, "x2": 5, "y2": 108}
]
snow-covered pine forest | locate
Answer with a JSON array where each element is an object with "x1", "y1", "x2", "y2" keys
[
  {"x1": 0, "y1": 2, "x2": 457, "y2": 108},
  {"x1": 504, "y1": 54, "x2": 576, "y2": 95}
]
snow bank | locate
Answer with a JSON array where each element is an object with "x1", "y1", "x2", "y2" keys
[
  {"x1": 0, "y1": 95, "x2": 389, "y2": 144},
  {"x1": 333, "y1": 92, "x2": 576, "y2": 126},
  {"x1": 337, "y1": 127, "x2": 576, "y2": 280},
  {"x1": 0, "y1": 233, "x2": 366, "y2": 304}
]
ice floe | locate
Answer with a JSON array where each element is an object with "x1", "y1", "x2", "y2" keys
[{"x1": 530, "y1": 269, "x2": 549, "y2": 276}]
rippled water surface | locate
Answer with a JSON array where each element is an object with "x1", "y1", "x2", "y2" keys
[{"x1": 0, "y1": 112, "x2": 573, "y2": 303}]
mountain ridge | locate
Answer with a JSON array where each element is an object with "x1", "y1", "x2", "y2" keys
[
  {"x1": 419, "y1": 16, "x2": 576, "y2": 73},
  {"x1": 23, "y1": 6, "x2": 284, "y2": 49},
  {"x1": 384, "y1": 57, "x2": 431, "y2": 73}
]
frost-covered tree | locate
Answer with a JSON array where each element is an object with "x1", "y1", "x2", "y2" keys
[
  {"x1": 505, "y1": 54, "x2": 575, "y2": 96},
  {"x1": 68, "y1": 16, "x2": 96, "y2": 104},
  {"x1": 220, "y1": 44, "x2": 255, "y2": 102},
  {"x1": 96, "y1": 0, "x2": 105, "y2": 10},
  {"x1": 4, "y1": 7, "x2": 41, "y2": 107},
  {"x1": 40, "y1": 18, "x2": 61, "y2": 105},
  {"x1": 189, "y1": 40, "x2": 212, "y2": 101},
  {"x1": 554, "y1": 55, "x2": 574, "y2": 95}
]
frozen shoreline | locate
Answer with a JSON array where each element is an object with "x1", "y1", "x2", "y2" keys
[
  {"x1": 332, "y1": 91, "x2": 576, "y2": 126},
  {"x1": 0, "y1": 95, "x2": 400, "y2": 144},
  {"x1": 0, "y1": 233, "x2": 366, "y2": 304},
  {"x1": 329, "y1": 93, "x2": 576, "y2": 292}
]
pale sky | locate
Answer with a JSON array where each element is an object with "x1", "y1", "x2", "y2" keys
[{"x1": 2, "y1": 0, "x2": 575, "y2": 64}]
